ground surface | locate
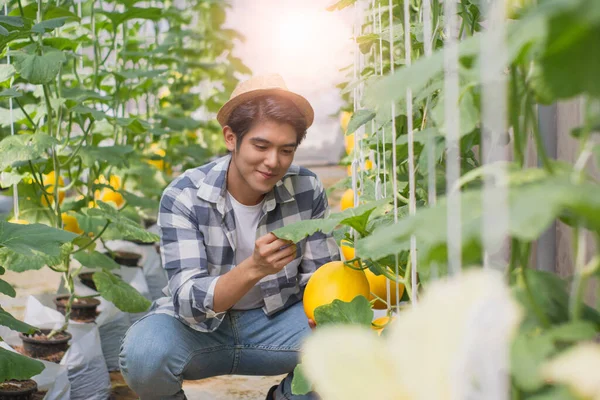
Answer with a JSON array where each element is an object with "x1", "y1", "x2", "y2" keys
[{"x1": 3, "y1": 165, "x2": 346, "y2": 400}]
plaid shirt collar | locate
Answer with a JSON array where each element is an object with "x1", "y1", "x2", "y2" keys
[{"x1": 196, "y1": 153, "x2": 299, "y2": 217}]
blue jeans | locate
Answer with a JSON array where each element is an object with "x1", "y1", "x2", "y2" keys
[{"x1": 119, "y1": 301, "x2": 318, "y2": 399}]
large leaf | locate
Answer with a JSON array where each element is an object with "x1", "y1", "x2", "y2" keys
[
  {"x1": 73, "y1": 251, "x2": 120, "y2": 271},
  {"x1": 0, "y1": 133, "x2": 58, "y2": 169},
  {"x1": 0, "y1": 88, "x2": 22, "y2": 99},
  {"x1": 511, "y1": 331, "x2": 555, "y2": 391},
  {"x1": 0, "y1": 64, "x2": 15, "y2": 83},
  {"x1": 0, "y1": 242, "x2": 72, "y2": 272},
  {"x1": 273, "y1": 198, "x2": 391, "y2": 243},
  {"x1": 356, "y1": 177, "x2": 600, "y2": 266},
  {"x1": 31, "y1": 17, "x2": 67, "y2": 34},
  {"x1": 431, "y1": 90, "x2": 480, "y2": 137},
  {"x1": 346, "y1": 109, "x2": 376, "y2": 135},
  {"x1": 0, "y1": 347, "x2": 45, "y2": 382},
  {"x1": 87, "y1": 201, "x2": 159, "y2": 243},
  {"x1": 98, "y1": 7, "x2": 163, "y2": 26},
  {"x1": 113, "y1": 118, "x2": 151, "y2": 134},
  {"x1": 11, "y1": 51, "x2": 66, "y2": 85},
  {"x1": 0, "y1": 278, "x2": 15, "y2": 297},
  {"x1": 313, "y1": 295, "x2": 373, "y2": 327},
  {"x1": 78, "y1": 145, "x2": 134, "y2": 168},
  {"x1": 535, "y1": 0, "x2": 600, "y2": 100},
  {"x1": 0, "y1": 308, "x2": 37, "y2": 333},
  {"x1": 93, "y1": 270, "x2": 151, "y2": 313},
  {"x1": 291, "y1": 364, "x2": 312, "y2": 396},
  {"x1": 0, "y1": 221, "x2": 76, "y2": 257}
]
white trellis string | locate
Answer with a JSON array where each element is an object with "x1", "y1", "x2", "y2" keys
[
  {"x1": 402, "y1": 0, "x2": 418, "y2": 306},
  {"x1": 351, "y1": 1, "x2": 360, "y2": 253},
  {"x1": 481, "y1": 0, "x2": 509, "y2": 273},
  {"x1": 5, "y1": 2, "x2": 20, "y2": 219},
  {"x1": 422, "y1": 0, "x2": 436, "y2": 208},
  {"x1": 378, "y1": 3, "x2": 387, "y2": 200},
  {"x1": 387, "y1": 0, "x2": 404, "y2": 311},
  {"x1": 445, "y1": 0, "x2": 462, "y2": 276}
]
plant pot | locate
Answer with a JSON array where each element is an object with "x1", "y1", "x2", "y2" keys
[
  {"x1": 108, "y1": 250, "x2": 141, "y2": 267},
  {"x1": 19, "y1": 329, "x2": 71, "y2": 361},
  {"x1": 142, "y1": 217, "x2": 157, "y2": 229},
  {"x1": 79, "y1": 272, "x2": 120, "y2": 291},
  {"x1": 53, "y1": 295, "x2": 100, "y2": 322},
  {"x1": 0, "y1": 379, "x2": 38, "y2": 400}
]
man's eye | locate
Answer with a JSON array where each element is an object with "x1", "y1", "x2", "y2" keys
[
  {"x1": 282, "y1": 149, "x2": 294, "y2": 155},
  {"x1": 255, "y1": 145, "x2": 267, "y2": 150}
]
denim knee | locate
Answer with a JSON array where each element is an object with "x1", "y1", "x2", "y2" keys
[{"x1": 119, "y1": 314, "x2": 183, "y2": 399}]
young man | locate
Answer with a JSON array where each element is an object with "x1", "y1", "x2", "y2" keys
[{"x1": 119, "y1": 74, "x2": 340, "y2": 399}]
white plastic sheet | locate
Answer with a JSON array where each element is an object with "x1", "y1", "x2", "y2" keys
[{"x1": 21, "y1": 295, "x2": 111, "y2": 400}]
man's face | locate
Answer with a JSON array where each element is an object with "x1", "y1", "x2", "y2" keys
[{"x1": 225, "y1": 120, "x2": 298, "y2": 205}]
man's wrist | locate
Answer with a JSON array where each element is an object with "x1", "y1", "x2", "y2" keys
[{"x1": 240, "y1": 257, "x2": 264, "y2": 282}]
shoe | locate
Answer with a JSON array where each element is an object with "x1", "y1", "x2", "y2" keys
[{"x1": 265, "y1": 384, "x2": 278, "y2": 400}]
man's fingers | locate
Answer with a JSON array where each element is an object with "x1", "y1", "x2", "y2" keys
[
  {"x1": 271, "y1": 245, "x2": 297, "y2": 264},
  {"x1": 274, "y1": 252, "x2": 297, "y2": 270},
  {"x1": 262, "y1": 238, "x2": 294, "y2": 256}
]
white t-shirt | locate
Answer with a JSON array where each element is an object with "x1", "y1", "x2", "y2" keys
[{"x1": 227, "y1": 192, "x2": 265, "y2": 310}]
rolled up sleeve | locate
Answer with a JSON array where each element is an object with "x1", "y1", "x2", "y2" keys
[{"x1": 158, "y1": 187, "x2": 226, "y2": 332}]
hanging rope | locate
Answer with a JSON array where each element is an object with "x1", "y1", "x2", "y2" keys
[
  {"x1": 445, "y1": 0, "x2": 462, "y2": 276},
  {"x1": 398, "y1": 0, "x2": 418, "y2": 306},
  {"x1": 5, "y1": 2, "x2": 20, "y2": 220}
]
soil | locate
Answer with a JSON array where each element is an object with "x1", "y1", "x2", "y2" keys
[
  {"x1": 0, "y1": 379, "x2": 37, "y2": 393},
  {"x1": 54, "y1": 295, "x2": 100, "y2": 322},
  {"x1": 31, "y1": 391, "x2": 47, "y2": 400},
  {"x1": 14, "y1": 345, "x2": 66, "y2": 364},
  {"x1": 108, "y1": 251, "x2": 142, "y2": 267},
  {"x1": 18, "y1": 329, "x2": 71, "y2": 363}
]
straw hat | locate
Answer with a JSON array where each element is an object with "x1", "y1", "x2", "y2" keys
[{"x1": 216, "y1": 73, "x2": 314, "y2": 128}]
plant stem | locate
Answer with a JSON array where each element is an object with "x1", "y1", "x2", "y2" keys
[{"x1": 521, "y1": 266, "x2": 551, "y2": 328}]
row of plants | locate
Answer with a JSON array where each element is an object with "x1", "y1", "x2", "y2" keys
[
  {"x1": 0, "y1": 0, "x2": 247, "y2": 395},
  {"x1": 276, "y1": 0, "x2": 600, "y2": 398}
]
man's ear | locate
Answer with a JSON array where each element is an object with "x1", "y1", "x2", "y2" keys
[{"x1": 223, "y1": 126, "x2": 237, "y2": 152}]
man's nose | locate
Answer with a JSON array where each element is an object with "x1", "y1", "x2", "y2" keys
[{"x1": 264, "y1": 149, "x2": 279, "y2": 169}]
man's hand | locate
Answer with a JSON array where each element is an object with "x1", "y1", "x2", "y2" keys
[{"x1": 250, "y1": 233, "x2": 297, "y2": 279}]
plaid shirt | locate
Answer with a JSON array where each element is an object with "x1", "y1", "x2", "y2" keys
[{"x1": 152, "y1": 154, "x2": 340, "y2": 332}]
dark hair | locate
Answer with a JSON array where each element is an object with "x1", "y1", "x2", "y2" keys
[{"x1": 226, "y1": 95, "x2": 308, "y2": 147}]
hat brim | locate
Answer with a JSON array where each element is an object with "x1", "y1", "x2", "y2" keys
[{"x1": 216, "y1": 88, "x2": 314, "y2": 129}]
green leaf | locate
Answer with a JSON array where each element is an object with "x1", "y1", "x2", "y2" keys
[
  {"x1": 0, "y1": 221, "x2": 76, "y2": 257},
  {"x1": 0, "y1": 248, "x2": 49, "y2": 272},
  {"x1": 313, "y1": 295, "x2": 373, "y2": 327},
  {"x1": 11, "y1": 51, "x2": 66, "y2": 85},
  {"x1": 113, "y1": 117, "x2": 151, "y2": 134},
  {"x1": 62, "y1": 87, "x2": 111, "y2": 103},
  {"x1": 346, "y1": 109, "x2": 376, "y2": 135},
  {"x1": 0, "y1": 65, "x2": 15, "y2": 83},
  {"x1": 43, "y1": 6, "x2": 80, "y2": 21},
  {"x1": 0, "y1": 16, "x2": 25, "y2": 28},
  {"x1": 535, "y1": 0, "x2": 600, "y2": 99},
  {"x1": 291, "y1": 364, "x2": 312, "y2": 396},
  {"x1": 0, "y1": 88, "x2": 21, "y2": 99},
  {"x1": 511, "y1": 331, "x2": 555, "y2": 391},
  {"x1": 0, "y1": 308, "x2": 38, "y2": 334},
  {"x1": 545, "y1": 321, "x2": 598, "y2": 343},
  {"x1": 70, "y1": 105, "x2": 108, "y2": 121},
  {"x1": 78, "y1": 145, "x2": 134, "y2": 168},
  {"x1": 88, "y1": 201, "x2": 159, "y2": 243},
  {"x1": 0, "y1": 347, "x2": 45, "y2": 382},
  {"x1": 98, "y1": 7, "x2": 163, "y2": 26},
  {"x1": 273, "y1": 198, "x2": 390, "y2": 243},
  {"x1": 93, "y1": 271, "x2": 151, "y2": 313},
  {"x1": 528, "y1": 386, "x2": 579, "y2": 400},
  {"x1": 73, "y1": 251, "x2": 120, "y2": 271},
  {"x1": 121, "y1": 191, "x2": 158, "y2": 210},
  {"x1": 0, "y1": 133, "x2": 58, "y2": 169},
  {"x1": 431, "y1": 90, "x2": 480, "y2": 137},
  {"x1": 0, "y1": 278, "x2": 16, "y2": 298},
  {"x1": 31, "y1": 17, "x2": 67, "y2": 34}
]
